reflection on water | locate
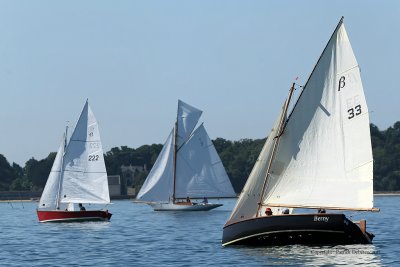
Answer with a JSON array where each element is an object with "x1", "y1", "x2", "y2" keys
[
  {"x1": 49, "y1": 221, "x2": 112, "y2": 231},
  {"x1": 0, "y1": 197, "x2": 398, "y2": 266},
  {"x1": 236, "y1": 244, "x2": 382, "y2": 266}
]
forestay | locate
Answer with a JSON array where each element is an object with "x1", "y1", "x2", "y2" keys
[
  {"x1": 60, "y1": 101, "x2": 110, "y2": 204},
  {"x1": 263, "y1": 20, "x2": 373, "y2": 210}
]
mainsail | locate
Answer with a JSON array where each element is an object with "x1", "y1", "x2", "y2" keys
[
  {"x1": 60, "y1": 100, "x2": 110, "y2": 204},
  {"x1": 263, "y1": 19, "x2": 373, "y2": 210},
  {"x1": 226, "y1": 18, "x2": 374, "y2": 226},
  {"x1": 175, "y1": 124, "x2": 236, "y2": 198},
  {"x1": 137, "y1": 100, "x2": 235, "y2": 202}
]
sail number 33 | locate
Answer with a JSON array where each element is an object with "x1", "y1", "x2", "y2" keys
[
  {"x1": 339, "y1": 76, "x2": 362, "y2": 120},
  {"x1": 348, "y1": 105, "x2": 361, "y2": 119}
]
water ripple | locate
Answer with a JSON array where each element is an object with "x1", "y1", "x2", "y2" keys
[{"x1": 0, "y1": 197, "x2": 396, "y2": 266}]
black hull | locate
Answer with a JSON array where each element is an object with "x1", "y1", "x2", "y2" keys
[{"x1": 222, "y1": 214, "x2": 373, "y2": 246}]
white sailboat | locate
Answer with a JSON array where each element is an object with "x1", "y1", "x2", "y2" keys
[
  {"x1": 136, "y1": 100, "x2": 236, "y2": 211},
  {"x1": 37, "y1": 100, "x2": 112, "y2": 222},
  {"x1": 222, "y1": 17, "x2": 378, "y2": 246}
]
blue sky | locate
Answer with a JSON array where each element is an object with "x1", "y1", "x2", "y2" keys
[{"x1": 1, "y1": 1, "x2": 399, "y2": 165}]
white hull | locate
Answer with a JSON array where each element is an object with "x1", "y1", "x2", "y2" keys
[{"x1": 149, "y1": 202, "x2": 223, "y2": 211}]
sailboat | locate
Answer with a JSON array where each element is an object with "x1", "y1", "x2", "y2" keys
[
  {"x1": 37, "y1": 100, "x2": 112, "y2": 222},
  {"x1": 136, "y1": 100, "x2": 236, "y2": 211},
  {"x1": 222, "y1": 17, "x2": 379, "y2": 246}
]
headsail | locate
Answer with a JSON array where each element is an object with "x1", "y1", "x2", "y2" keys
[
  {"x1": 38, "y1": 134, "x2": 66, "y2": 209},
  {"x1": 226, "y1": 102, "x2": 287, "y2": 225},
  {"x1": 136, "y1": 130, "x2": 175, "y2": 202},
  {"x1": 175, "y1": 124, "x2": 236, "y2": 198},
  {"x1": 263, "y1": 19, "x2": 374, "y2": 210},
  {"x1": 60, "y1": 100, "x2": 110, "y2": 204}
]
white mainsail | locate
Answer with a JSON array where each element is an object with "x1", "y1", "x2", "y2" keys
[
  {"x1": 175, "y1": 124, "x2": 236, "y2": 198},
  {"x1": 137, "y1": 100, "x2": 235, "y2": 203},
  {"x1": 38, "y1": 134, "x2": 66, "y2": 209},
  {"x1": 60, "y1": 100, "x2": 110, "y2": 204},
  {"x1": 263, "y1": 19, "x2": 374, "y2": 210}
]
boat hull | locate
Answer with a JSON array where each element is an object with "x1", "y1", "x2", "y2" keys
[
  {"x1": 222, "y1": 214, "x2": 373, "y2": 246},
  {"x1": 149, "y1": 202, "x2": 223, "y2": 211},
  {"x1": 37, "y1": 210, "x2": 112, "y2": 223}
]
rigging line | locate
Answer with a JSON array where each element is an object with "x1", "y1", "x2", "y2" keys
[
  {"x1": 256, "y1": 84, "x2": 295, "y2": 216},
  {"x1": 68, "y1": 139, "x2": 101, "y2": 143},
  {"x1": 285, "y1": 17, "x2": 344, "y2": 130},
  {"x1": 62, "y1": 170, "x2": 107, "y2": 174},
  {"x1": 176, "y1": 153, "x2": 197, "y2": 174},
  {"x1": 176, "y1": 123, "x2": 204, "y2": 152}
]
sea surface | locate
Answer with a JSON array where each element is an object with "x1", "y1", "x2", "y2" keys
[{"x1": 0, "y1": 196, "x2": 398, "y2": 266}]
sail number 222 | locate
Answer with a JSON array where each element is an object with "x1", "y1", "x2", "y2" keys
[{"x1": 88, "y1": 155, "x2": 99, "y2": 161}]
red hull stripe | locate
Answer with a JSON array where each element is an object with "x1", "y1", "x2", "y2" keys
[{"x1": 37, "y1": 210, "x2": 112, "y2": 223}]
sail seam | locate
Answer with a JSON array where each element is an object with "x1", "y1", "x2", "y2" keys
[
  {"x1": 69, "y1": 140, "x2": 101, "y2": 142},
  {"x1": 336, "y1": 65, "x2": 358, "y2": 76}
]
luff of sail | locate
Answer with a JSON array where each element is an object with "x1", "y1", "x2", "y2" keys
[
  {"x1": 60, "y1": 100, "x2": 110, "y2": 204},
  {"x1": 226, "y1": 102, "x2": 287, "y2": 225},
  {"x1": 38, "y1": 134, "x2": 66, "y2": 210},
  {"x1": 263, "y1": 19, "x2": 374, "y2": 211},
  {"x1": 175, "y1": 124, "x2": 236, "y2": 198},
  {"x1": 136, "y1": 131, "x2": 175, "y2": 202}
]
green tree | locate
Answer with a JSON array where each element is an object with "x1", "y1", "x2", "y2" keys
[{"x1": 0, "y1": 154, "x2": 17, "y2": 190}]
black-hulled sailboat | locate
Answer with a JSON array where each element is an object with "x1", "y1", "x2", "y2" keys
[{"x1": 222, "y1": 17, "x2": 378, "y2": 246}]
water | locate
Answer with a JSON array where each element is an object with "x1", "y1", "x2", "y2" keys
[{"x1": 0, "y1": 196, "x2": 398, "y2": 266}]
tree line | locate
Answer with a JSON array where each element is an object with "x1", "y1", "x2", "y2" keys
[{"x1": 0, "y1": 122, "x2": 399, "y2": 193}]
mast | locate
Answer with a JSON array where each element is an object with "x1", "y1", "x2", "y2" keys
[
  {"x1": 172, "y1": 119, "x2": 178, "y2": 204},
  {"x1": 256, "y1": 83, "x2": 295, "y2": 216},
  {"x1": 55, "y1": 125, "x2": 68, "y2": 210}
]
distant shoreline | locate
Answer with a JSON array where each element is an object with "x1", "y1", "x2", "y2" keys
[
  {"x1": 373, "y1": 191, "x2": 400, "y2": 196},
  {"x1": 0, "y1": 192, "x2": 399, "y2": 203}
]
